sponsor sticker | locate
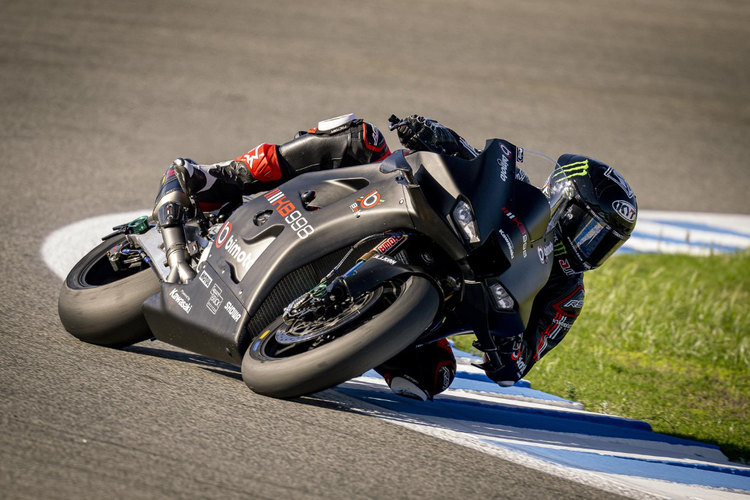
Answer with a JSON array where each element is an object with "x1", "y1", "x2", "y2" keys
[
  {"x1": 169, "y1": 288, "x2": 192, "y2": 314},
  {"x1": 224, "y1": 300, "x2": 241, "y2": 322},
  {"x1": 502, "y1": 207, "x2": 527, "y2": 258},
  {"x1": 264, "y1": 188, "x2": 315, "y2": 239},
  {"x1": 563, "y1": 298, "x2": 585, "y2": 309},
  {"x1": 373, "y1": 254, "x2": 397, "y2": 265},
  {"x1": 553, "y1": 240, "x2": 567, "y2": 256},
  {"x1": 215, "y1": 221, "x2": 232, "y2": 248},
  {"x1": 612, "y1": 200, "x2": 636, "y2": 222},
  {"x1": 198, "y1": 270, "x2": 213, "y2": 288},
  {"x1": 559, "y1": 259, "x2": 575, "y2": 276},
  {"x1": 498, "y1": 229, "x2": 514, "y2": 259},
  {"x1": 376, "y1": 235, "x2": 404, "y2": 253},
  {"x1": 551, "y1": 317, "x2": 574, "y2": 333},
  {"x1": 214, "y1": 221, "x2": 255, "y2": 270},
  {"x1": 351, "y1": 190, "x2": 385, "y2": 217},
  {"x1": 497, "y1": 144, "x2": 512, "y2": 182},
  {"x1": 537, "y1": 241, "x2": 554, "y2": 264},
  {"x1": 206, "y1": 283, "x2": 223, "y2": 314}
]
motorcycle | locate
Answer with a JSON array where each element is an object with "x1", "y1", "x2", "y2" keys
[{"x1": 58, "y1": 116, "x2": 563, "y2": 399}]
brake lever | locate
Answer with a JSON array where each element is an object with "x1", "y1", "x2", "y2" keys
[
  {"x1": 388, "y1": 114, "x2": 408, "y2": 131},
  {"x1": 387, "y1": 114, "x2": 443, "y2": 154}
]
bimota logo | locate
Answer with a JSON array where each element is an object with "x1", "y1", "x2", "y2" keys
[
  {"x1": 215, "y1": 221, "x2": 254, "y2": 270},
  {"x1": 169, "y1": 288, "x2": 192, "y2": 314},
  {"x1": 264, "y1": 188, "x2": 315, "y2": 239},
  {"x1": 537, "y1": 241, "x2": 553, "y2": 264},
  {"x1": 215, "y1": 221, "x2": 233, "y2": 248},
  {"x1": 224, "y1": 300, "x2": 241, "y2": 322},
  {"x1": 224, "y1": 235, "x2": 254, "y2": 270}
]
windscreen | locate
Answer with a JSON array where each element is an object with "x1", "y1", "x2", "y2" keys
[{"x1": 517, "y1": 148, "x2": 570, "y2": 233}]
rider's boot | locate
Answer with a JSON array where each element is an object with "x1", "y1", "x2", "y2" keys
[
  {"x1": 152, "y1": 163, "x2": 197, "y2": 283},
  {"x1": 170, "y1": 142, "x2": 284, "y2": 211}
]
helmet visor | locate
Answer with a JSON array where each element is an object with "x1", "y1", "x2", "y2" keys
[{"x1": 564, "y1": 206, "x2": 628, "y2": 269}]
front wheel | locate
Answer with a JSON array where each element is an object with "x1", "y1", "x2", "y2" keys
[
  {"x1": 58, "y1": 235, "x2": 161, "y2": 348},
  {"x1": 242, "y1": 276, "x2": 439, "y2": 399}
]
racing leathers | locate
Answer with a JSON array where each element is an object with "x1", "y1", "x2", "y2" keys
[{"x1": 158, "y1": 113, "x2": 583, "y2": 400}]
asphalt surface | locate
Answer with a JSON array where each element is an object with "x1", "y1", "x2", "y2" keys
[{"x1": 1, "y1": 0, "x2": 749, "y2": 498}]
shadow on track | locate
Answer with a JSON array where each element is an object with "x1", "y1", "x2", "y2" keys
[{"x1": 125, "y1": 344, "x2": 242, "y2": 381}]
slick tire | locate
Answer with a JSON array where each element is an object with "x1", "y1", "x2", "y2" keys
[
  {"x1": 242, "y1": 276, "x2": 439, "y2": 399},
  {"x1": 58, "y1": 235, "x2": 160, "y2": 348}
]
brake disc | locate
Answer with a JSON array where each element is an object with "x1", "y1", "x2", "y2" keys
[{"x1": 274, "y1": 289, "x2": 382, "y2": 345}]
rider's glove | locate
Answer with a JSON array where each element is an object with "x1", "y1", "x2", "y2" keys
[{"x1": 395, "y1": 115, "x2": 464, "y2": 156}]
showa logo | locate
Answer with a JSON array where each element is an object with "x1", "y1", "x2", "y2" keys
[
  {"x1": 612, "y1": 200, "x2": 636, "y2": 223},
  {"x1": 215, "y1": 221, "x2": 255, "y2": 270}
]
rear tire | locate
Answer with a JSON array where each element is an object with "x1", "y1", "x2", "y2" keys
[
  {"x1": 242, "y1": 276, "x2": 439, "y2": 399},
  {"x1": 58, "y1": 235, "x2": 161, "y2": 348}
]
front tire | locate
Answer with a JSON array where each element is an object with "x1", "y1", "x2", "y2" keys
[
  {"x1": 241, "y1": 276, "x2": 439, "y2": 399},
  {"x1": 58, "y1": 235, "x2": 160, "y2": 348}
]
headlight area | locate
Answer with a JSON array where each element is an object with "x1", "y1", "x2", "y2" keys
[
  {"x1": 452, "y1": 200, "x2": 480, "y2": 244},
  {"x1": 487, "y1": 280, "x2": 515, "y2": 311}
]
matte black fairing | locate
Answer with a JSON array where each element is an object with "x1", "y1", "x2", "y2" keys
[
  {"x1": 145, "y1": 162, "x2": 439, "y2": 364},
  {"x1": 143, "y1": 142, "x2": 556, "y2": 365}
]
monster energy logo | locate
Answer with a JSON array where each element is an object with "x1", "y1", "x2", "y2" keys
[
  {"x1": 553, "y1": 241, "x2": 567, "y2": 256},
  {"x1": 553, "y1": 159, "x2": 589, "y2": 180}
]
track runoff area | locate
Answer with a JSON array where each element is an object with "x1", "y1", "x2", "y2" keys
[{"x1": 43, "y1": 210, "x2": 750, "y2": 500}]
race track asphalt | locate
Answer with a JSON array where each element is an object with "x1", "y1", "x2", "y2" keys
[{"x1": 1, "y1": 0, "x2": 749, "y2": 498}]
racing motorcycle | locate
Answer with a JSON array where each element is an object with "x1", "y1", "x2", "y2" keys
[{"x1": 58, "y1": 117, "x2": 563, "y2": 399}]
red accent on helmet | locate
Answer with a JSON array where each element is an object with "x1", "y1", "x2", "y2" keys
[{"x1": 234, "y1": 143, "x2": 283, "y2": 182}]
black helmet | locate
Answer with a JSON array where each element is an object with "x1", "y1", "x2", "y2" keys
[{"x1": 544, "y1": 154, "x2": 637, "y2": 272}]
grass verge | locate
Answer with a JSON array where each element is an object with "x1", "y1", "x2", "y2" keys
[{"x1": 452, "y1": 251, "x2": 750, "y2": 463}]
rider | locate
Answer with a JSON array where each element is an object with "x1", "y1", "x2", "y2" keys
[{"x1": 155, "y1": 113, "x2": 637, "y2": 401}]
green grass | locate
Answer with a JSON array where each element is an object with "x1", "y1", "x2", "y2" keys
[{"x1": 452, "y1": 251, "x2": 750, "y2": 463}]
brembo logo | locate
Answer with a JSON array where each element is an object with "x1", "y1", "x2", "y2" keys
[{"x1": 215, "y1": 221, "x2": 254, "y2": 270}]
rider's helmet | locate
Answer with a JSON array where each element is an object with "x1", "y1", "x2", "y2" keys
[{"x1": 544, "y1": 154, "x2": 637, "y2": 273}]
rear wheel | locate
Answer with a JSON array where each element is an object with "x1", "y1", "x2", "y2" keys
[
  {"x1": 58, "y1": 235, "x2": 160, "y2": 348},
  {"x1": 242, "y1": 276, "x2": 439, "y2": 399}
]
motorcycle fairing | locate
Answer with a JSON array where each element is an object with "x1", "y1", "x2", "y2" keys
[
  {"x1": 144, "y1": 162, "x2": 440, "y2": 365},
  {"x1": 143, "y1": 141, "x2": 554, "y2": 364}
]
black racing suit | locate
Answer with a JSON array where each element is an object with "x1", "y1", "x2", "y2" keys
[{"x1": 173, "y1": 116, "x2": 584, "y2": 397}]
